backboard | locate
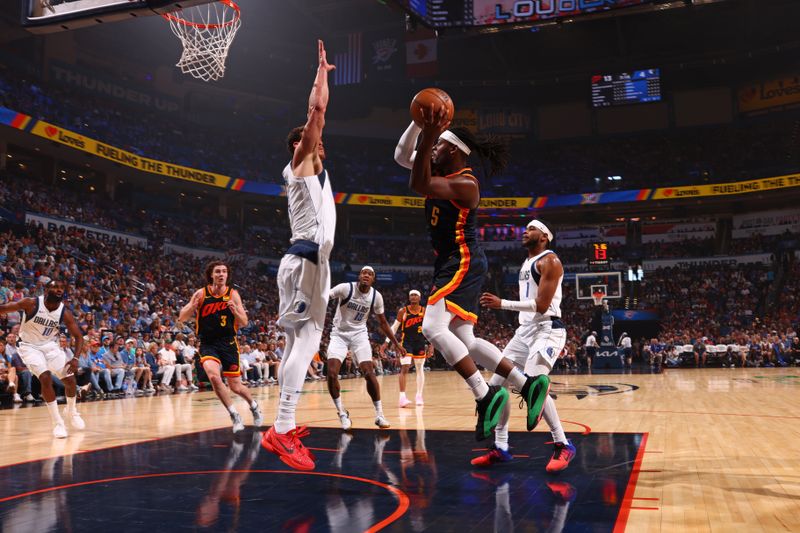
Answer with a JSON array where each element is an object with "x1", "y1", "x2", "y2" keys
[
  {"x1": 575, "y1": 271, "x2": 622, "y2": 300},
  {"x1": 22, "y1": 0, "x2": 213, "y2": 33}
]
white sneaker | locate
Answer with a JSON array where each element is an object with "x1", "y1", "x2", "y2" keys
[
  {"x1": 375, "y1": 415, "x2": 391, "y2": 429},
  {"x1": 231, "y1": 411, "x2": 245, "y2": 433},
  {"x1": 24, "y1": 394, "x2": 35, "y2": 402},
  {"x1": 13, "y1": 393, "x2": 22, "y2": 403},
  {"x1": 64, "y1": 408, "x2": 86, "y2": 430},
  {"x1": 416, "y1": 394, "x2": 424, "y2": 406},
  {"x1": 399, "y1": 396, "x2": 411, "y2": 408},
  {"x1": 189, "y1": 384, "x2": 199, "y2": 391},
  {"x1": 339, "y1": 410, "x2": 352, "y2": 431},
  {"x1": 250, "y1": 404, "x2": 263, "y2": 427},
  {"x1": 53, "y1": 422, "x2": 68, "y2": 439},
  {"x1": 177, "y1": 386, "x2": 189, "y2": 392}
]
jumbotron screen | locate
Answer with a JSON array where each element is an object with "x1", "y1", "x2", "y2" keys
[
  {"x1": 591, "y1": 68, "x2": 662, "y2": 107},
  {"x1": 398, "y1": 0, "x2": 655, "y2": 29}
]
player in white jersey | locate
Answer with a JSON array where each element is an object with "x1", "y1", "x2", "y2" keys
[
  {"x1": 0, "y1": 280, "x2": 85, "y2": 438},
  {"x1": 262, "y1": 40, "x2": 337, "y2": 472},
  {"x1": 477, "y1": 219, "x2": 576, "y2": 472},
  {"x1": 325, "y1": 266, "x2": 405, "y2": 430}
]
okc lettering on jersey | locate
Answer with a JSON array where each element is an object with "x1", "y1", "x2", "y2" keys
[
  {"x1": 404, "y1": 315, "x2": 423, "y2": 328},
  {"x1": 201, "y1": 301, "x2": 229, "y2": 317},
  {"x1": 33, "y1": 315, "x2": 59, "y2": 329}
]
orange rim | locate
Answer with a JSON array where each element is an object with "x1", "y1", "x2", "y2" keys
[{"x1": 162, "y1": 0, "x2": 240, "y2": 29}]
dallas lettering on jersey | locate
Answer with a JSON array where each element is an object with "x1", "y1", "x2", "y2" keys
[
  {"x1": 32, "y1": 315, "x2": 59, "y2": 330},
  {"x1": 346, "y1": 300, "x2": 370, "y2": 321}
]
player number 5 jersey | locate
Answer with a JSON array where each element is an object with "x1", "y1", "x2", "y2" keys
[{"x1": 330, "y1": 282, "x2": 384, "y2": 333}]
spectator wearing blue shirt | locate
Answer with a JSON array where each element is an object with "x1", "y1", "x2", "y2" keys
[{"x1": 89, "y1": 341, "x2": 113, "y2": 394}]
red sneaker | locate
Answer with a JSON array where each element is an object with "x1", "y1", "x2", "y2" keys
[
  {"x1": 261, "y1": 426, "x2": 315, "y2": 471},
  {"x1": 470, "y1": 444, "x2": 514, "y2": 467},
  {"x1": 545, "y1": 440, "x2": 576, "y2": 473}
]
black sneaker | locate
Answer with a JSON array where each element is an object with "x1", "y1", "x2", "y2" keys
[
  {"x1": 475, "y1": 385, "x2": 509, "y2": 441},
  {"x1": 518, "y1": 375, "x2": 551, "y2": 431}
]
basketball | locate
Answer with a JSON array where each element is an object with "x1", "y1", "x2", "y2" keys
[{"x1": 410, "y1": 88, "x2": 455, "y2": 127}]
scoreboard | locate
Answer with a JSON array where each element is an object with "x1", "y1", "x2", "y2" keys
[
  {"x1": 396, "y1": 0, "x2": 655, "y2": 29},
  {"x1": 588, "y1": 242, "x2": 611, "y2": 271},
  {"x1": 591, "y1": 69, "x2": 662, "y2": 107}
]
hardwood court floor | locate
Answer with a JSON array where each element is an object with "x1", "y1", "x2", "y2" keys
[{"x1": 1, "y1": 367, "x2": 799, "y2": 532}]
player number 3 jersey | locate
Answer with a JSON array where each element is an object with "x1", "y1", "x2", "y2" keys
[
  {"x1": 330, "y1": 282, "x2": 384, "y2": 333},
  {"x1": 196, "y1": 286, "x2": 237, "y2": 344}
]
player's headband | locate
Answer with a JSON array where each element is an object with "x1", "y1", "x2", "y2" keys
[
  {"x1": 409, "y1": 290, "x2": 421, "y2": 297},
  {"x1": 361, "y1": 266, "x2": 375, "y2": 274},
  {"x1": 440, "y1": 130, "x2": 471, "y2": 156},
  {"x1": 526, "y1": 219, "x2": 553, "y2": 242}
]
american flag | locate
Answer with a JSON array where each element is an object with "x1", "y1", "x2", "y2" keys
[{"x1": 334, "y1": 33, "x2": 362, "y2": 86}]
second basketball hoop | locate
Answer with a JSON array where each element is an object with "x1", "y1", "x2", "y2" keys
[{"x1": 163, "y1": 0, "x2": 241, "y2": 82}]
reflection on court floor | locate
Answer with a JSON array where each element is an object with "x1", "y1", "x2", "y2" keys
[{"x1": 0, "y1": 420, "x2": 644, "y2": 532}]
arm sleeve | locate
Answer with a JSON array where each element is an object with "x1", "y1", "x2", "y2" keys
[
  {"x1": 394, "y1": 121, "x2": 422, "y2": 170},
  {"x1": 384, "y1": 319, "x2": 400, "y2": 344},
  {"x1": 500, "y1": 299, "x2": 539, "y2": 314}
]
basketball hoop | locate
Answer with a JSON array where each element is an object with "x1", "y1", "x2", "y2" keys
[
  {"x1": 163, "y1": 0, "x2": 241, "y2": 82},
  {"x1": 592, "y1": 291, "x2": 605, "y2": 306}
]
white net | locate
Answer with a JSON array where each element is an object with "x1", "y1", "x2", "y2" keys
[{"x1": 164, "y1": 0, "x2": 241, "y2": 82}]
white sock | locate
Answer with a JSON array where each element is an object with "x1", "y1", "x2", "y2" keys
[
  {"x1": 274, "y1": 387, "x2": 300, "y2": 434},
  {"x1": 46, "y1": 401, "x2": 64, "y2": 425},
  {"x1": 494, "y1": 396, "x2": 511, "y2": 451},
  {"x1": 466, "y1": 371, "x2": 490, "y2": 400},
  {"x1": 415, "y1": 362, "x2": 425, "y2": 394},
  {"x1": 399, "y1": 391, "x2": 407, "y2": 400},
  {"x1": 333, "y1": 396, "x2": 344, "y2": 414},
  {"x1": 227, "y1": 404, "x2": 238, "y2": 416},
  {"x1": 250, "y1": 400, "x2": 259, "y2": 410},
  {"x1": 543, "y1": 396, "x2": 567, "y2": 444},
  {"x1": 506, "y1": 367, "x2": 527, "y2": 390},
  {"x1": 66, "y1": 396, "x2": 77, "y2": 414},
  {"x1": 373, "y1": 400, "x2": 383, "y2": 417}
]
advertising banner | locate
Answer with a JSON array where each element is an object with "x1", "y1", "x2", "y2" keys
[{"x1": 26, "y1": 212, "x2": 148, "y2": 247}]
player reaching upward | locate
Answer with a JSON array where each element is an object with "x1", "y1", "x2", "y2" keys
[
  {"x1": 0, "y1": 280, "x2": 85, "y2": 438},
  {"x1": 477, "y1": 219, "x2": 576, "y2": 472},
  {"x1": 383, "y1": 289, "x2": 432, "y2": 407},
  {"x1": 179, "y1": 261, "x2": 262, "y2": 434},
  {"x1": 326, "y1": 266, "x2": 405, "y2": 430},
  {"x1": 398, "y1": 106, "x2": 551, "y2": 441},
  {"x1": 261, "y1": 40, "x2": 336, "y2": 471}
]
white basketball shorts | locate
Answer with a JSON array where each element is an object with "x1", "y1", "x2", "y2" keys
[
  {"x1": 17, "y1": 341, "x2": 71, "y2": 379},
  {"x1": 502, "y1": 320, "x2": 567, "y2": 377},
  {"x1": 327, "y1": 330, "x2": 373, "y2": 365},
  {"x1": 277, "y1": 253, "x2": 331, "y2": 332}
]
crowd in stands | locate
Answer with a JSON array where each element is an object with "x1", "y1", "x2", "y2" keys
[{"x1": 3, "y1": 63, "x2": 800, "y2": 197}]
